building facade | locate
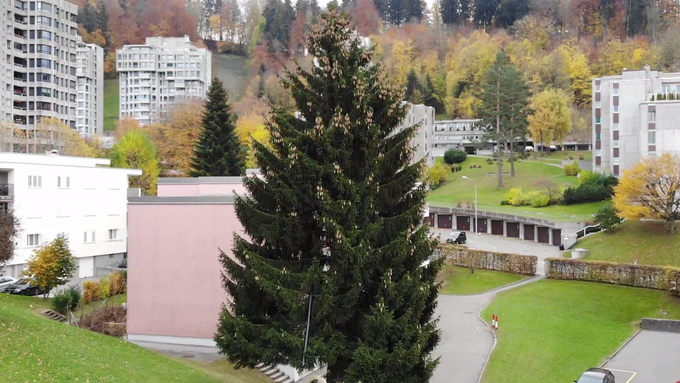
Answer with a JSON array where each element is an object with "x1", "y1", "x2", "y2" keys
[
  {"x1": 433, "y1": 119, "x2": 484, "y2": 156},
  {"x1": 116, "y1": 36, "x2": 212, "y2": 126},
  {"x1": 593, "y1": 65, "x2": 680, "y2": 175},
  {"x1": 0, "y1": 152, "x2": 141, "y2": 279},
  {"x1": 75, "y1": 42, "x2": 104, "y2": 136},
  {"x1": 401, "y1": 103, "x2": 436, "y2": 168},
  {"x1": 0, "y1": 0, "x2": 103, "y2": 137}
]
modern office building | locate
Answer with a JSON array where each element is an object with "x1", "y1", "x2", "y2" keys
[
  {"x1": 0, "y1": 152, "x2": 141, "y2": 279},
  {"x1": 0, "y1": 0, "x2": 103, "y2": 138},
  {"x1": 593, "y1": 65, "x2": 680, "y2": 175},
  {"x1": 116, "y1": 36, "x2": 213, "y2": 126},
  {"x1": 75, "y1": 42, "x2": 104, "y2": 136}
]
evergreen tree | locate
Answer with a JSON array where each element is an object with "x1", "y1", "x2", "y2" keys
[
  {"x1": 441, "y1": 0, "x2": 471, "y2": 25},
  {"x1": 473, "y1": 0, "x2": 501, "y2": 27},
  {"x1": 404, "y1": 0, "x2": 424, "y2": 23},
  {"x1": 257, "y1": 64, "x2": 267, "y2": 99},
  {"x1": 79, "y1": 1, "x2": 99, "y2": 33},
  {"x1": 477, "y1": 51, "x2": 531, "y2": 186},
  {"x1": 190, "y1": 78, "x2": 245, "y2": 177},
  {"x1": 495, "y1": 0, "x2": 529, "y2": 28},
  {"x1": 214, "y1": 9, "x2": 441, "y2": 383},
  {"x1": 423, "y1": 74, "x2": 444, "y2": 114},
  {"x1": 405, "y1": 68, "x2": 422, "y2": 103}
]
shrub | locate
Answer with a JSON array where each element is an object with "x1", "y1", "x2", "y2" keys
[
  {"x1": 594, "y1": 204, "x2": 623, "y2": 231},
  {"x1": 83, "y1": 280, "x2": 101, "y2": 304},
  {"x1": 486, "y1": 158, "x2": 494, "y2": 165},
  {"x1": 563, "y1": 183, "x2": 611, "y2": 204},
  {"x1": 427, "y1": 163, "x2": 448, "y2": 189},
  {"x1": 500, "y1": 200, "x2": 510, "y2": 205},
  {"x1": 109, "y1": 272, "x2": 126, "y2": 296},
  {"x1": 444, "y1": 148, "x2": 467, "y2": 164},
  {"x1": 450, "y1": 164, "x2": 462, "y2": 172},
  {"x1": 564, "y1": 161, "x2": 581, "y2": 176},
  {"x1": 506, "y1": 187, "x2": 531, "y2": 206},
  {"x1": 51, "y1": 289, "x2": 72, "y2": 315},
  {"x1": 440, "y1": 245, "x2": 537, "y2": 275},
  {"x1": 63, "y1": 285, "x2": 82, "y2": 311},
  {"x1": 99, "y1": 276, "x2": 111, "y2": 299},
  {"x1": 81, "y1": 306, "x2": 127, "y2": 338},
  {"x1": 528, "y1": 191, "x2": 550, "y2": 207}
]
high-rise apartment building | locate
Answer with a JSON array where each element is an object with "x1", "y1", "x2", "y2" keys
[
  {"x1": 0, "y1": 0, "x2": 103, "y2": 138},
  {"x1": 75, "y1": 42, "x2": 104, "y2": 135},
  {"x1": 116, "y1": 36, "x2": 212, "y2": 126},
  {"x1": 592, "y1": 65, "x2": 680, "y2": 175}
]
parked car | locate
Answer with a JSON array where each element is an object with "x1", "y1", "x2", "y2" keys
[
  {"x1": 0, "y1": 276, "x2": 17, "y2": 292},
  {"x1": 5, "y1": 277, "x2": 49, "y2": 296},
  {"x1": 575, "y1": 368, "x2": 615, "y2": 383},
  {"x1": 446, "y1": 230, "x2": 467, "y2": 244}
]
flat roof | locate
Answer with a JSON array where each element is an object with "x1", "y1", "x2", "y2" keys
[{"x1": 128, "y1": 195, "x2": 236, "y2": 205}]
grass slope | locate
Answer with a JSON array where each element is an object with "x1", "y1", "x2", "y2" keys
[
  {"x1": 104, "y1": 78, "x2": 119, "y2": 132},
  {"x1": 0, "y1": 294, "x2": 269, "y2": 383},
  {"x1": 481, "y1": 280, "x2": 680, "y2": 383},
  {"x1": 427, "y1": 156, "x2": 604, "y2": 221},
  {"x1": 439, "y1": 265, "x2": 527, "y2": 295},
  {"x1": 214, "y1": 54, "x2": 249, "y2": 101},
  {"x1": 579, "y1": 221, "x2": 680, "y2": 267}
]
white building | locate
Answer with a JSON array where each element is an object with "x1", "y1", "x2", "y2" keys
[
  {"x1": 593, "y1": 65, "x2": 680, "y2": 175},
  {"x1": 0, "y1": 152, "x2": 141, "y2": 279},
  {"x1": 401, "y1": 103, "x2": 435, "y2": 167},
  {"x1": 0, "y1": 0, "x2": 104, "y2": 137},
  {"x1": 116, "y1": 36, "x2": 212, "y2": 126},
  {"x1": 75, "y1": 42, "x2": 104, "y2": 136}
]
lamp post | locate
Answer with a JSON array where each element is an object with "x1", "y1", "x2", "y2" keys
[{"x1": 462, "y1": 176, "x2": 478, "y2": 235}]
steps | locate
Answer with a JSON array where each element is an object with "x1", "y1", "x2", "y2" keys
[
  {"x1": 256, "y1": 363, "x2": 294, "y2": 383},
  {"x1": 41, "y1": 309, "x2": 67, "y2": 323}
]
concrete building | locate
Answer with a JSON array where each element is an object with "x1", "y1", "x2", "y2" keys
[
  {"x1": 0, "y1": 0, "x2": 103, "y2": 137},
  {"x1": 0, "y1": 152, "x2": 141, "y2": 278},
  {"x1": 116, "y1": 36, "x2": 212, "y2": 126},
  {"x1": 402, "y1": 103, "x2": 435, "y2": 167},
  {"x1": 75, "y1": 42, "x2": 104, "y2": 136},
  {"x1": 593, "y1": 65, "x2": 680, "y2": 175},
  {"x1": 433, "y1": 119, "x2": 484, "y2": 156}
]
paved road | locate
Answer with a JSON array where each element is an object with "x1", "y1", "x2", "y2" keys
[{"x1": 603, "y1": 330, "x2": 680, "y2": 383}]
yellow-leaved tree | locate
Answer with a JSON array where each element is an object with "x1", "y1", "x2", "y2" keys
[
  {"x1": 613, "y1": 153, "x2": 680, "y2": 233},
  {"x1": 147, "y1": 101, "x2": 203, "y2": 176},
  {"x1": 528, "y1": 88, "x2": 573, "y2": 152},
  {"x1": 25, "y1": 233, "x2": 76, "y2": 296}
]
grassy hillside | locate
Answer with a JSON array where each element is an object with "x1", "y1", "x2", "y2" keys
[
  {"x1": 427, "y1": 156, "x2": 605, "y2": 221},
  {"x1": 104, "y1": 78, "x2": 119, "y2": 132},
  {"x1": 214, "y1": 54, "x2": 249, "y2": 101},
  {"x1": 0, "y1": 294, "x2": 269, "y2": 383},
  {"x1": 482, "y1": 280, "x2": 680, "y2": 383}
]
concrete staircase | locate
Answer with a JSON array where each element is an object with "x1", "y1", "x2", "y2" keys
[
  {"x1": 41, "y1": 309, "x2": 67, "y2": 323},
  {"x1": 256, "y1": 363, "x2": 294, "y2": 383}
]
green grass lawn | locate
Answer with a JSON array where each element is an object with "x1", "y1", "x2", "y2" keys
[
  {"x1": 76, "y1": 293, "x2": 127, "y2": 316},
  {"x1": 481, "y1": 280, "x2": 680, "y2": 383},
  {"x1": 0, "y1": 294, "x2": 269, "y2": 383},
  {"x1": 427, "y1": 156, "x2": 604, "y2": 221},
  {"x1": 104, "y1": 78, "x2": 119, "y2": 133},
  {"x1": 214, "y1": 54, "x2": 249, "y2": 101},
  {"x1": 579, "y1": 221, "x2": 680, "y2": 267},
  {"x1": 439, "y1": 265, "x2": 527, "y2": 295}
]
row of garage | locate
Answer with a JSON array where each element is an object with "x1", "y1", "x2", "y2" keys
[{"x1": 429, "y1": 213, "x2": 563, "y2": 246}]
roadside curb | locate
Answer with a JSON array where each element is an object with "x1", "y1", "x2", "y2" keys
[
  {"x1": 599, "y1": 330, "x2": 641, "y2": 368},
  {"x1": 442, "y1": 274, "x2": 539, "y2": 297}
]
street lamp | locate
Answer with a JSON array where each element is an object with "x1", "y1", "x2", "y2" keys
[{"x1": 462, "y1": 176, "x2": 478, "y2": 235}]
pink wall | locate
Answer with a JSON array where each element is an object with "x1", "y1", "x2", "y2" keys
[
  {"x1": 157, "y1": 183, "x2": 248, "y2": 197},
  {"x1": 127, "y1": 203, "x2": 243, "y2": 340},
  {"x1": 157, "y1": 184, "x2": 200, "y2": 197}
]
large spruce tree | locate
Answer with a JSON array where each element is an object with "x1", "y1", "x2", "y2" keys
[
  {"x1": 214, "y1": 9, "x2": 442, "y2": 383},
  {"x1": 190, "y1": 77, "x2": 245, "y2": 177}
]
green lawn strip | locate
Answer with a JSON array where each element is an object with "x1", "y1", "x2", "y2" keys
[
  {"x1": 0, "y1": 294, "x2": 256, "y2": 383},
  {"x1": 104, "y1": 78, "x2": 119, "y2": 133},
  {"x1": 74, "y1": 293, "x2": 127, "y2": 317},
  {"x1": 481, "y1": 280, "x2": 680, "y2": 383},
  {"x1": 439, "y1": 265, "x2": 527, "y2": 295},
  {"x1": 427, "y1": 156, "x2": 602, "y2": 221},
  {"x1": 579, "y1": 221, "x2": 680, "y2": 267},
  {"x1": 183, "y1": 359, "x2": 274, "y2": 383}
]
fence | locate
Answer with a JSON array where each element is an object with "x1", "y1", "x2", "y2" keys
[{"x1": 439, "y1": 245, "x2": 537, "y2": 276}]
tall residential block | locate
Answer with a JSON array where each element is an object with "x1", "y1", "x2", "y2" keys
[
  {"x1": 593, "y1": 65, "x2": 680, "y2": 175},
  {"x1": 116, "y1": 36, "x2": 213, "y2": 126},
  {"x1": 0, "y1": 0, "x2": 104, "y2": 137},
  {"x1": 75, "y1": 42, "x2": 104, "y2": 135}
]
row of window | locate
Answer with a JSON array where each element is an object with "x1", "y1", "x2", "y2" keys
[
  {"x1": 26, "y1": 229, "x2": 119, "y2": 248},
  {"x1": 594, "y1": 84, "x2": 620, "y2": 95},
  {"x1": 28, "y1": 175, "x2": 70, "y2": 188}
]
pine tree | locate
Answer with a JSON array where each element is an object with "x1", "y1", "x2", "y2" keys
[
  {"x1": 405, "y1": 68, "x2": 422, "y2": 103},
  {"x1": 477, "y1": 51, "x2": 531, "y2": 186},
  {"x1": 441, "y1": 0, "x2": 471, "y2": 25},
  {"x1": 214, "y1": 9, "x2": 441, "y2": 383},
  {"x1": 190, "y1": 78, "x2": 244, "y2": 177}
]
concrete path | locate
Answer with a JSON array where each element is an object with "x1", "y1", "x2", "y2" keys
[
  {"x1": 603, "y1": 330, "x2": 680, "y2": 383},
  {"x1": 431, "y1": 276, "x2": 543, "y2": 383}
]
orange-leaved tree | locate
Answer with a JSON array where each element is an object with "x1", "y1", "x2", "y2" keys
[
  {"x1": 25, "y1": 233, "x2": 76, "y2": 296},
  {"x1": 613, "y1": 153, "x2": 680, "y2": 233}
]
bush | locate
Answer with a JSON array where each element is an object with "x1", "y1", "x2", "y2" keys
[
  {"x1": 444, "y1": 149, "x2": 467, "y2": 164},
  {"x1": 500, "y1": 200, "x2": 510, "y2": 205},
  {"x1": 427, "y1": 163, "x2": 448, "y2": 189},
  {"x1": 81, "y1": 306, "x2": 127, "y2": 338},
  {"x1": 99, "y1": 276, "x2": 111, "y2": 299},
  {"x1": 83, "y1": 280, "x2": 101, "y2": 304},
  {"x1": 63, "y1": 285, "x2": 82, "y2": 311},
  {"x1": 506, "y1": 187, "x2": 531, "y2": 206},
  {"x1": 109, "y1": 272, "x2": 126, "y2": 296},
  {"x1": 486, "y1": 158, "x2": 494, "y2": 165},
  {"x1": 450, "y1": 164, "x2": 462, "y2": 172},
  {"x1": 51, "y1": 290, "x2": 72, "y2": 315},
  {"x1": 594, "y1": 204, "x2": 623, "y2": 231},
  {"x1": 563, "y1": 183, "x2": 611, "y2": 204},
  {"x1": 440, "y1": 245, "x2": 537, "y2": 275},
  {"x1": 564, "y1": 161, "x2": 581, "y2": 176},
  {"x1": 527, "y1": 191, "x2": 550, "y2": 207}
]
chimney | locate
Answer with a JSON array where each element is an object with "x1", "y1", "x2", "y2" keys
[{"x1": 645, "y1": 64, "x2": 651, "y2": 72}]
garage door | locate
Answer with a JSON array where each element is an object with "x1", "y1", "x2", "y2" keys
[
  {"x1": 537, "y1": 227, "x2": 550, "y2": 243},
  {"x1": 456, "y1": 216, "x2": 470, "y2": 231},
  {"x1": 552, "y1": 229, "x2": 562, "y2": 246},
  {"x1": 428, "y1": 213, "x2": 435, "y2": 227},
  {"x1": 491, "y1": 220, "x2": 504, "y2": 235},
  {"x1": 506, "y1": 222, "x2": 520, "y2": 238},
  {"x1": 437, "y1": 214, "x2": 453, "y2": 229},
  {"x1": 524, "y1": 224, "x2": 535, "y2": 241},
  {"x1": 476, "y1": 218, "x2": 487, "y2": 234}
]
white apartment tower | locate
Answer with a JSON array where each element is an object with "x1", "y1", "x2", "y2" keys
[
  {"x1": 0, "y1": 0, "x2": 103, "y2": 138},
  {"x1": 116, "y1": 36, "x2": 213, "y2": 126},
  {"x1": 75, "y1": 42, "x2": 104, "y2": 135}
]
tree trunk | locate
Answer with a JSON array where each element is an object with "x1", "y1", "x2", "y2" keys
[
  {"x1": 510, "y1": 141, "x2": 516, "y2": 177},
  {"x1": 496, "y1": 80, "x2": 503, "y2": 188}
]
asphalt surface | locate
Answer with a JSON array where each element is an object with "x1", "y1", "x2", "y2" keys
[{"x1": 603, "y1": 330, "x2": 680, "y2": 383}]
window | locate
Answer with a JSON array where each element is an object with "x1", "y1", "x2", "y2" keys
[
  {"x1": 28, "y1": 175, "x2": 42, "y2": 188},
  {"x1": 613, "y1": 87, "x2": 619, "y2": 95},
  {"x1": 66, "y1": 177, "x2": 70, "y2": 188},
  {"x1": 595, "y1": 84, "x2": 601, "y2": 92},
  {"x1": 108, "y1": 229, "x2": 119, "y2": 240},
  {"x1": 83, "y1": 231, "x2": 95, "y2": 243},
  {"x1": 613, "y1": 140, "x2": 619, "y2": 148},
  {"x1": 57, "y1": 176, "x2": 61, "y2": 187},
  {"x1": 596, "y1": 117, "x2": 601, "y2": 124},
  {"x1": 27, "y1": 234, "x2": 41, "y2": 247},
  {"x1": 649, "y1": 131, "x2": 656, "y2": 145},
  {"x1": 613, "y1": 157, "x2": 620, "y2": 165},
  {"x1": 596, "y1": 133, "x2": 601, "y2": 140},
  {"x1": 613, "y1": 123, "x2": 619, "y2": 130},
  {"x1": 613, "y1": 105, "x2": 619, "y2": 113},
  {"x1": 595, "y1": 101, "x2": 601, "y2": 108},
  {"x1": 663, "y1": 85, "x2": 671, "y2": 94},
  {"x1": 595, "y1": 149, "x2": 601, "y2": 156},
  {"x1": 648, "y1": 111, "x2": 656, "y2": 122}
]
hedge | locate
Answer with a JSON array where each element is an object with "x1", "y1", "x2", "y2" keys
[
  {"x1": 439, "y1": 245, "x2": 537, "y2": 276},
  {"x1": 545, "y1": 258, "x2": 680, "y2": 295}
]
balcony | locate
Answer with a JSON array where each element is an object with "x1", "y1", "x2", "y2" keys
[{"x1": 0, "y1": 184, "x2": 14, "y2": 201}]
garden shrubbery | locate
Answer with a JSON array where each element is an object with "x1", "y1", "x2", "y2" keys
[
  {"x1": 563, "y1": 161, "x2": 581, "y2": 176},
  {"x1": 444, "y1": 148, "x2": 467, "y2": 164},
  {"x1": 51, "y1": 285, "x2": 82, "y2": 315},
  {"x1": 504, "y1": 187, "x2": 559, "y2": 208},
  {"x1": 82, "y1": 271, "x2": 127, "y2": 304},
  {"x1": 563, "y1": 171, "x2": 618, "y2": 205}
]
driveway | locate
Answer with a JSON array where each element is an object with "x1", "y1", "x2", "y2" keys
[{"x1": 603, "y1": 330, "x2": 680, "y2": 383}]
